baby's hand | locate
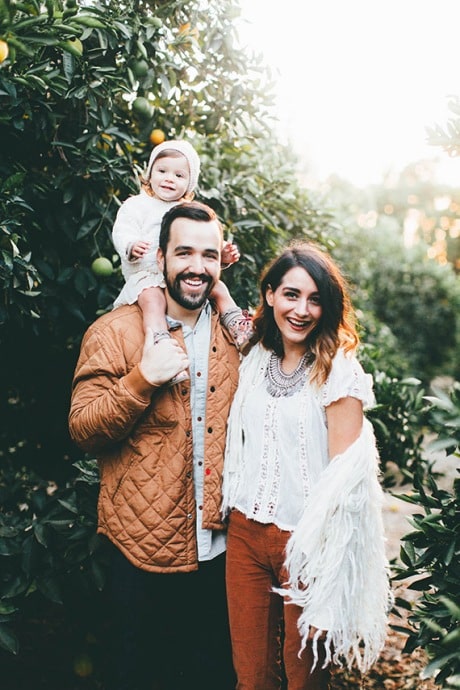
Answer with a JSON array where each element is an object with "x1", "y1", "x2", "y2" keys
[
  {"x1": 221, "y1": 241, "x2": 240, "y2": 268},
  {"x1": 130, "y1": 241, "x2": 151, "y2": 259}
]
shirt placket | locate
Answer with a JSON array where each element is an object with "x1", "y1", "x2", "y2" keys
[{"x1": 182, "y1": 308, "x2": 212, "y2": 559}]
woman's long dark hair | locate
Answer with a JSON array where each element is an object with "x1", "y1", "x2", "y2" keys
[{"x1": 251, "y1": 242, "x2": 359, "y2": 385}]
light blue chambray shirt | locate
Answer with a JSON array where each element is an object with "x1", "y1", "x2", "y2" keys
[{"x1": 167, "y1": 302, "x2": 227, "y2": 562}]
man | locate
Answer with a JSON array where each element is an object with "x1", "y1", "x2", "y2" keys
[{"x1": 69, "y1": 202, "x2": 245, "y2": 690}]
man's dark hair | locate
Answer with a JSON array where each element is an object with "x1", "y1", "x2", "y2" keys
[{"x1": 159, "y1": 201, "x2": 221, "y2": 254}]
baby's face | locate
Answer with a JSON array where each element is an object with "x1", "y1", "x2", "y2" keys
[{"x1": 150, "y1": 154, "x2": 190, "y2": 202}]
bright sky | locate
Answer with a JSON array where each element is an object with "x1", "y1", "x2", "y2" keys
[{"x1": 238, "y1": 0, "x2": 460, "y2": 186}]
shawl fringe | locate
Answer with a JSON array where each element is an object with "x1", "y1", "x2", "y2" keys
[{"x1": 279, "y1": 418, "x2": 393, "y2": 672}]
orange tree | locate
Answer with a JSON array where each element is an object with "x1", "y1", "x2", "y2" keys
[
  {"x1": 0, "y1": 0, "x2": 334, "y2": 475},
  {"x1": 0, "y1": 0, "x2": 335, "y2": 654}
]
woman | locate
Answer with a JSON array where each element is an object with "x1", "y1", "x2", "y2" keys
[{"x1": 222, "y1": 242, "x2": 391, "y2": 690}]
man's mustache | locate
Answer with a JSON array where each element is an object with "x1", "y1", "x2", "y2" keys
[{"x1": 176, "y1": 272, "x2": 212, "y2": 285}]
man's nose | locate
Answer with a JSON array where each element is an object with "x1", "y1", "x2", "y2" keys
[{"x1": 188, "y1": 254, "x2": 205, "y2": 273}]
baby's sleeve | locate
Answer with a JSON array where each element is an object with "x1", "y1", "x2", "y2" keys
[
  {"x1": 321, "y1": 349, "x2": 375, "y2": 409},
  {"x1": 112, "y1": 197, "x2": 141, "y2": 259}
]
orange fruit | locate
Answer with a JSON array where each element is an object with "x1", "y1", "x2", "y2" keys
[
  {"x1": 178, "y1": 23, "x2": 198, "y2": 42},
  {"x1": 0, "y1": 40, "x2": 9, "y2": 63},
  {"x1": 62, "y1": 38, "x2": 83, "y2": 57},
  {"x1": 132, "y1": 96, "x2": 153, "y2": 120},
  {"x1": 91, "y1": 257, "x2": 113, "y2": 277},
  {"x1": 97, "y1": 132, "x2": 112, "y2": 151},
  {"x1": 131, "y1": 59, "x2": 149, "y2": 78},
  {"x1": 73, "y1": 652, "x2": 93, "y2": 677},
  {"x1": 149, "y1": 128, "x2": 165, "y2": 145},
  {"x1": 148, "y1": 16, "x2": 162, "y2": 28}
]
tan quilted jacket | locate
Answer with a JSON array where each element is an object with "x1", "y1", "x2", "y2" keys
[{"x1": 69, "y1": 304, "x2": 240, "y2": 573}]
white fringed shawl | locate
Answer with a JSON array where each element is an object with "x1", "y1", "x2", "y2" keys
[
  {"x1": 222, "y1": 344, "x2": 392, "y2": 673},
  {"x1": 282, "y1": 417, "x2": 392, "y2": 672}
]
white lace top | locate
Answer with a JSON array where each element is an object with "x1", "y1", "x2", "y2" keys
[{"x1": 226, "y1": 345, "x2": 374, "y2": 531}]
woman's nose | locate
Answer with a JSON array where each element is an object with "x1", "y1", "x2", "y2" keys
[{"x1": 295, "y1": 299, "x2": 310, "y2": 316}]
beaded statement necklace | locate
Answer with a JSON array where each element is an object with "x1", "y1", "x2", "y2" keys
[{"x1": 265, "y1": 351, "x2": 314, "y2": 398}]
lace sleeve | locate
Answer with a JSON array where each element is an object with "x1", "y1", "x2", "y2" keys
[
  {"x1": 220, "y1": 307, "x2": 253, "y2": 353},
  {"x1": 321, "y1": 350, "x2": 375, "y2": 409}
]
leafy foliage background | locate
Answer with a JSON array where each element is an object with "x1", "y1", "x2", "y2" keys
[{"x1": 0, "y1": 0, "x2": 459, "y2": 686}]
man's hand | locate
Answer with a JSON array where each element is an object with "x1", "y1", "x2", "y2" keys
[{"x1": 139, "y1": 329, "x2": 190, "y2": 387}]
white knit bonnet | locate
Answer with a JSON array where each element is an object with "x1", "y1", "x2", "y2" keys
[{"x1": 145, "y1": 140, "x2": 200, "y2": 194}]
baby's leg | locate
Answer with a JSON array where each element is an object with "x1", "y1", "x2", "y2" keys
[
  {"x1": 138, "y1": 287, "x2": 189, "y2": 384},
  {"x1": 138, "y1": 285, "x2": 168, "y2": 334}
]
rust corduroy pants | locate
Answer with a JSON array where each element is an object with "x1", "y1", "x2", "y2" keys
[{"x1": 226, "y1": 509, "x2": 330, "y2": 690}]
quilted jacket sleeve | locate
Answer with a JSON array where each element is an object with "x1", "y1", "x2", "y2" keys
[{"x1": 69, "y1": 322, "x2": 154, "y2": 454}]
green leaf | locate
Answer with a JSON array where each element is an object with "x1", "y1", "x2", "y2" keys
[
  {"x1": 0, "y1": 624, "x2": 19, "y2": 655},
  {"x1": 33, "y1": 523, "x2": 49, "y2": 548},
  {"x1": 37, "y1": 575, "x2": 63, "y2": 604},
  {"x1": 57, "y1": 497, "x2": 78, "y2": 514},
  {"x1": 62, "y1": 51, "x2": 76, "y2": 82}
]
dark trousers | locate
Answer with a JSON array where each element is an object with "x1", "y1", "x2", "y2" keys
[{"x1": 105, "y1": 543, "x2": 236, "y2": 690}]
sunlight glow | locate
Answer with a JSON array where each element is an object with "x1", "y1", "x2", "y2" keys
[{"x1": 238, "y1": 0, "x2": 460, "y2": 186}]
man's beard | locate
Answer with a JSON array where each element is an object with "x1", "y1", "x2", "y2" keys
[{"x1": 164, "y1": 263, "x2": 214, "y2": 311}]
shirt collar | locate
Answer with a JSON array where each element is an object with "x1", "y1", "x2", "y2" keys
[{"x1": 166, "y1": 300, "x2": 211, "y2": 332}]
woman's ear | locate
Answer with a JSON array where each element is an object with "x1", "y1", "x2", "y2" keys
[{"x1": 266, "y1": 285, "x2": 274, "y2": 307}]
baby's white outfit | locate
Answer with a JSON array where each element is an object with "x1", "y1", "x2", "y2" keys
[{"x1": 112, "y1": 191, "x2": 177, "y2": 307}]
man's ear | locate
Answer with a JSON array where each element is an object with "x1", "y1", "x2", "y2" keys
[{"x1": 157, "y1": 247, "x2": 164, "y2": 273}]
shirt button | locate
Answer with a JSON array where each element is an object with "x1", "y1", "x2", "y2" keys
[
  {"x1": 186, "y1": 471, "x2": 192, "y2": 479},
  {"x1": 210, "y1": 386, "x2": 215, "y2": 392},
  {"x1": 186, "y1": 430, "x2": 191, "y2": 437},
  {"x1": 198, "y1": 461, "x2": 203, "y2": 466},
  {"x1": 197, "y1": 416, "x2": 202, "y2": 422},
  {"x1": 198, "y1": 505, "x2": 203, "y2": 510},
  {"x1": 207, "y1": 427, "x2": 213, "y2": 434},
  {"x1": 187, "y1": 513, "x2": 193, "y2": 519},
  {"x1": 196, "y1": 371, "x2": 202, "y2": 377},
  {"x1": 212, "y1": 346, "x2": 217, "y2": 352}
]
